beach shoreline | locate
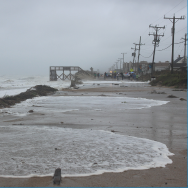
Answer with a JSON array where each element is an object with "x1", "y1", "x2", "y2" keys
[{"x1": 0, "y1": 85, "x2": 187, "y2": 187}]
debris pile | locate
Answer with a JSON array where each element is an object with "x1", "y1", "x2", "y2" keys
[
  {"x1": 151, "y1": 90, "x2": 166, "y2": 94},
  {"x1": 167, "y1": 95, "x2": 178, "y2": 98},
  {"x1": 180, "y1": 98, "x2": 186, "y2": 101}
]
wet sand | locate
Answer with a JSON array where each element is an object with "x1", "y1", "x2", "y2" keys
[{"x1": 0, "y1": 85, "x2": 187, "y2": 187}]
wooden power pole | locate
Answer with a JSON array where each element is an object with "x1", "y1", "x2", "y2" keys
[
  {"x1": 134, "y1": 36, "x2": 145, "y2": 64},
  {"x1": 133, "y1": 36, "x2": 145, "y2": 72},
  {"x1": 164, "y1": 14, "x2": 185, "y2": 73},
  {"x1": 131, "y1": 44, "x2": 139, "y2": 71},
  {"x1": 149, "y1": 25, "x2": 165, "y2": 76}
]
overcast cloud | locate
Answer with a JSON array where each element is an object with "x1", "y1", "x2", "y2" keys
[{"x1": 0, "y1": 0, "x2": 187, "y2": 75}]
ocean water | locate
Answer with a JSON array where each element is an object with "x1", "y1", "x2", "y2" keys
[
  {"x1": 0, "y1": 75, "x2": 71, "y2": 98},
  {"x1": 0, "y1": 126, "x2": 173, "y2": 177},
  {"x1": 0, "y1": 75, "x2": 172, "y2": 177},
  {"x1": 0, "y1": 75, "x2": 149, "y2": 98}
]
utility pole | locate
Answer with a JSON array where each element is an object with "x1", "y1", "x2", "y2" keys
[
  {"x1": 131, "y1": 45, "x2": 136, "y2": 64},
  {"x1": 133, "y1": 36, "x2": 145, "y2": 72},
  {"x1": 164, "y1": 14, "x2": 185, "y2": 73},
  {"x1": 149, "y1": 25, "x2": 165, "y2": 76},
  {"x1": 136, "y1": 36, "x2": 145, "y2": 64},
  {"x1": 181, "y1": 33, "x2": 187, "y2": 64},
  {"x1": 131, "y1": 44, "x2": 139, "y2": 71},
  {"x1": 121, "y1": 53, "x2": 127, "y2": 72}
]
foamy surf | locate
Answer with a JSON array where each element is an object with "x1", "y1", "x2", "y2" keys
[
  {"x1": 0, "y1": 95, "x2": 169, "y2": 117},
  {"x1": 0, "y1": 125, "x2": 173, "y2": 177},
  {"x1": 0, "y1": 76, "x2": 71, "y2": 97}
]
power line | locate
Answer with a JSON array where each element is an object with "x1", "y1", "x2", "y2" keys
[
  {"x1": 160, "y1": 35, "x2": 172, "y2": 43},
  {"x1": 141, "y1": 28, "x2": 150, "y2": 38},
  {"x1": 175, "y1": 44, "x2": 181, "y2": 56},
  {"x1": 165, "y1": 6, "x2": 187, "y2": 18},
  {"x1": 164, "y1": 0, "x2": 185, "y2": 16},
  {"x1": 159, "y1": 24, "x2": 184, "y2": 44},
  {"x1": 141, "y1": 41, "x2": 183, "y2": 53},
  {"x1": 141, "y1": 46, "x2": 155, "y2": 51},
  {"x1": 160, "y1": 25, "x2": 186, "y2": 45},
  {"x1": 141, "y1": 42, "x2": 183, "y2": 51},
  {"x1": 174, "y1": 41, "x2": 184, "y2": 44},
  {"x1": 179, "y1": 47, "x2": 184, "y2": 55},
  {"x1": 140, "y1": 0, "x2": 186, "y2": 43},
  {"x1": 156, "y1": 44, "x2": 172, "y2": 51},
  {"x1": 174, "y1": 6, "x2": 187, "y2": 14},
  {"x1": 140, "y1": 52, "x2": 153, "y2": 58},
  {"x1": 151, "y1": 0, "x2": 185, "y2": 25},
  {"x1": 176, "y1": 26, "x2": 187, "y2": 34},
  {"x1": 155, "y1": 41, "x2": 183, "y2": 51}
]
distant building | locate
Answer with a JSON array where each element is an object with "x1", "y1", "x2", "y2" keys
[
  {"x1": 123, "y1": 62, "x2": 129, "y2": 72},
  {"x1": 139, "y1": 61, "x2": 148, "y2": 64},
  {"x1": 124, "y1": 61, "x2": 132, "y2": 72},
  {"x1": 138, "y1": 62, "x2": 152, "y2": 74},
  {"x1": 114, "y1": 69, "x2": 122, "y2": 73},
  {"x1": 139, "y1": 61, "x2": 170, "y2": 72},
  {"x1": 155, "y1": 62, "x2": 170, "y2": 71}
]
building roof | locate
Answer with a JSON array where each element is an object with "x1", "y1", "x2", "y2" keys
[{"x1": 174, "y1": 56, "x2": 184, "y2": 64}]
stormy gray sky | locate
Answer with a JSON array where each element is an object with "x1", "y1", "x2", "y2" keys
[{"x1": 0, "y1": 0, "x2": 187, "y2": 75}]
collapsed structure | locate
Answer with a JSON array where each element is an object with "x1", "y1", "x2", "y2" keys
[{"x1": 49, "y1": 66, "x2": 93, "y2": 81}]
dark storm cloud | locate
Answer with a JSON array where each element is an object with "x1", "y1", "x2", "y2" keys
[{"x1": 0, "y1": 0, "x2": 187, "y2": 75}]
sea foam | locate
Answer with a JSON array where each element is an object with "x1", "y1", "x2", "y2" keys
[
  {"x1": 1, "y1": 96, "x2": 169, "y2": 117},
  {"x1": 0, "y1": 125, "x2": 173, "y2": 177}
]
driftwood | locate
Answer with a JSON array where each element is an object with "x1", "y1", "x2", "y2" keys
[{"x1": 53, "y1": 168, "x2": 61, "y2": 185}]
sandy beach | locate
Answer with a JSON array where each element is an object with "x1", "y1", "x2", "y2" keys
[
  {"x1": 0, "y1": 0, "x2": 187, "y2": 186},
  {"x1": 0, "y1": 84, "x2": 187, "y2": 187}
]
